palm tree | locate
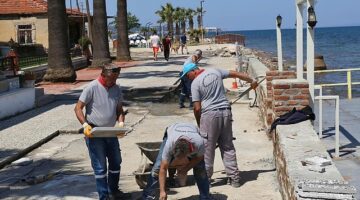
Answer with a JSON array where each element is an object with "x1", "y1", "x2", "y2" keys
[
  {"x1": 178, "y1": 8, "x2": 187, "y2": 35},
  {"x1": 156, "y1": 3, "x2": 174, "y2": 36},
  {"x1": 173, "y1": 7, "x2": 181, "y2": 40},
  {"x1": 186, "y1": 8, "x2": 195, "y2": 32},
  {"x1": 116, "y1": 0, "x2": 131, "y2": 61},
  {"x1": 43, "y1": 0, "x2": 76, "y2": 82},
  {"x1": 156, "y1": 11, "x2": 166, "y2": 37},
  {"x1": 85, "y1": 0, "x2": 93, "y2": 41},
  {"x1": 196, "y1": 7, "x2": 202, "y2": 30},
  {"x1": 91, "y1": 0, "x2": 111, "y2": 67}
]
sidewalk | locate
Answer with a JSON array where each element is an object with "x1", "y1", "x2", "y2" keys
[{"x1": 0, "y1": 45, "x2": 281, "y2": 199}]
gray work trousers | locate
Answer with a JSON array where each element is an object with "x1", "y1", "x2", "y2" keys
[{"x1": 199, "y1": 109, "x2": 240, "y2": 181}]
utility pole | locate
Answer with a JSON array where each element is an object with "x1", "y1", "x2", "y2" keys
[{"x1": 200, "y1": 0, "x2": 204, "y2": 44}]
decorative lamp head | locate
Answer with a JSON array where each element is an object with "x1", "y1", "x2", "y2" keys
[
  {"x1": 307, "y1": 6, "x2": 317, "y2": 29},
  {"x1": 276, "y1": 15, "x2": 282, "y2": 28}
]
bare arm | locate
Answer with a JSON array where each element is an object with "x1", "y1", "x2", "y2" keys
[
  {"x1": 228, "y1": 70, "x2": 258, "y2": 89},
  {"x1": 74, "y1": 100, "x2": 86, "y2": 125},
  {"x1": 116, "y1": 103, "x2": 125, "y2": 123},
  {"x1": 159, "y1": 160, "x2": 169, "y2": 200},
  {"x1": 193, "y1": 101, "x2": 201, "y2": 127}
]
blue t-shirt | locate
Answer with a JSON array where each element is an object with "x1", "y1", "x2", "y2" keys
[{"x1": 180, "y1": 35, "x2": 187, "y2": 44}]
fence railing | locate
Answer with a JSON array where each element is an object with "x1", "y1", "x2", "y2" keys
[
  {"x1": 0, "y1": 49, "x2": 83, "y2": 71},
  {"x1": 314, "y1": 68, "x2": 360, "y2": 99}
]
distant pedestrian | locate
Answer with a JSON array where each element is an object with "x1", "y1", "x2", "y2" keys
[
  {"x1": 179, "y1": 49, "x2": 203, "y2": 109},
  {"x1": 74, "y1": 64, "x2": 130, "y2": 200},
  {"x1": 162, "y1": 34, "x2": 172, "y2": 61},
  {"x1": 180, "y1": 33, "x2": 189, "y2": 55},
  {"x1": 181, "y1": 63, "x2": 258, "y2": 188},
  {"x1": 142, "y1": 122, "x2": 211, "y2": 200},
  {"x1": 150, "y1": 31, "x2": 161, "y2": 61}
]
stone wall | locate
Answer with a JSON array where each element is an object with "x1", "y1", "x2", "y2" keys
[{"x1": 247, "y1": 56, "x2": 356, "y2": 200}]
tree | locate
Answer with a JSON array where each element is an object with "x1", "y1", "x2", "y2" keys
[
  {"x1": 85, "y1": 0, "x2": 93, "y2": 42},
  {"x1": 155, "y1": 9, "x2": 166, "y2": 37},
  {"x1": 91, "y1": 0, "x2": 111, "y2": 67},
  {"x1": 196, "y1": 7, "x2": 202, "y2": 30},
  {"x1": 173, "y1": 7, "x2": 181, "y2": 40},
  {"x1": 156, "y1": 3, "x2": 174, "y2": 36},
  {"x1": 43, "y1": 0, "x2": 76, "y2": 82},
  {"x1": 116, "y1": 0, "x2": 131, "y2": 61},
  {"x1": 108, "y1": 12, "x2": 140, "y2": 33},
  {"x1": 186, "y1": 8, "x2": 195, "y2": 32}
]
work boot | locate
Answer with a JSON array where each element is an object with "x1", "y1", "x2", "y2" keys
[
  {"x1": 229, "y1": 177, "x2": 241, "y2": 188},
  {"x1": 179, "y1": 104, "x2": 185, "y2": 109}
]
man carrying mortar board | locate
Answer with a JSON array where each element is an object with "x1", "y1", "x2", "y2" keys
[{"x1": 74, "y1": 63, "x2": 129, "y2": 200}]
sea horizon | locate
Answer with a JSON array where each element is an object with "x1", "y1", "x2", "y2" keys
[{"x1": 210, "y1": 26, "x2": 360, "y2": 98}]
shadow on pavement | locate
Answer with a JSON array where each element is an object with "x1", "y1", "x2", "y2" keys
[
  {"x1": 0, "y1": 156, "x2": 97, "y2": 199},
  {"x1": 178, "y1": 193, "x2": 228, "y2": 200},
  {"x1": 0, "y1": 100, "x2": 76, "y2": 132}
]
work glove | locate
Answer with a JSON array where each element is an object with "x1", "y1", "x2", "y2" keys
[
  {"x1": 82, "y1": 122, "x2": 92, "y2": 138},
  {"x1": 118, "y1": 121, "x2": 125, "y2": 128}
]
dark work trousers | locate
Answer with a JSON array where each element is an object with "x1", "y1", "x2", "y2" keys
[
  {"x1": 179, "y1": 76, "x2": 193, "y2": 107},
  {"x1": 164, "y1": 48, "x2": 170, "y2": 61},
  {"x1": 199, "y1": 109, "x2": 240, "y2": 182}
]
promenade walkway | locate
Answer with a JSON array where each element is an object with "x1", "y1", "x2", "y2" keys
[
  {"x1": 0, "y1": 46, "x2": 281, "y2": 199},
  {"x1": 314, "y1": 98, "x2": 360, "y2": 199}
]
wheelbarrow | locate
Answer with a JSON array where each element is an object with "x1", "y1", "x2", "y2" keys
[
  {"x1": 133, "y1": 142, "x2": 189, "y2": 189},
  {"x1": 133, "y1": 142, "x2": 162, "y2": 189}
]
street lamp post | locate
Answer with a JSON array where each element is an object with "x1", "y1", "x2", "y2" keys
[
  {"x1": 276, "y1": 15, "x2": 283, "y2": 71},
  {"x1": 145, "y1": 22, "x2": 152, "y2": 39},
  {"x1": 200, "y1": 0, "x2": 205, "y2": 44},
  {"x1": 296, "y1": 1, "x2": 305, "y2": 80},
  {"x1": 306, "y1": 1, "x2": 317, "y2": 103}
]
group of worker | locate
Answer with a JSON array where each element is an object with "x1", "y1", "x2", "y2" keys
[{"x1": 74, "y1": 47, "x2": 258, "y2": 200}]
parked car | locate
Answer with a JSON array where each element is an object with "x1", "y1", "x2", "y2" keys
[{"x1": 128, "y1": 33, "x2": 147, "y2": 47}]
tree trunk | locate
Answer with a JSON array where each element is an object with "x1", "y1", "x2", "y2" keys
[
  {"x1": 189, "y1": 18, "x2": 194, "y2": 32},
  {"x1": 44, "y1": 0, "x2": 76, "y2": 82},
  {"x1": 181, "y1": 21, "x2": 186, "y2": 34},
  {"x1": 85, "y1": 0, "x2": 93, "y2": 41},
  {"x1": 197, "y1": 15, "x2": 201, "y2": 30},
  {"x1": 175, "y1": 23, "x2": 180, "y2": 41},
  {"x1": 116, "y1": 0, "x2": 131, "y2": 61},
  {"x1": 167, "y1": 19, "x2": 173, "y2": 36},
  {"x1": 91, "y1": 0, "x2": 111, "y2": 67},
  {"x1": 75, "y1": 0, "x2": 80, "y2": 11}
]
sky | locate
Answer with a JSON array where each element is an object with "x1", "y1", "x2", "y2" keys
[{"x1": 71, "y1": 0, "x2": 360, "y2": 31}]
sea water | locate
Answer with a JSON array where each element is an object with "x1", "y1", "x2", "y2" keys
[{"x1": 212, "y1": 26, "x2": 360, "y2": 97}]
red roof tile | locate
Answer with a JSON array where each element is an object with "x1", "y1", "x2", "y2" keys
[{"x1": 0, "y1": 0, "x2": 85, "y2": 16}]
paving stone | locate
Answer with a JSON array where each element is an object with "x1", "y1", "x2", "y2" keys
[{"x1": 297, "y1": 190, "x2": 355, "y2": 200}]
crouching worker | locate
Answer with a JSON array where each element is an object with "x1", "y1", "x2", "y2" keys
[
  {"x1": 74, "y1": 64, "x2": 129, "y2": 200},
  {"x1": 142, "y1": 123, "x2": 211, "y2": 200}
]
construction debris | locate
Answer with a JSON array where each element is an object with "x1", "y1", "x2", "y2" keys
[{"x1": 296, "y1": 180, "x2": 357, "y2": 200}]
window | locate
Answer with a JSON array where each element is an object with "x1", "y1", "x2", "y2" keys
[{"x1": 17, "y1": 24, "x2": 34, "y2": 45}]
